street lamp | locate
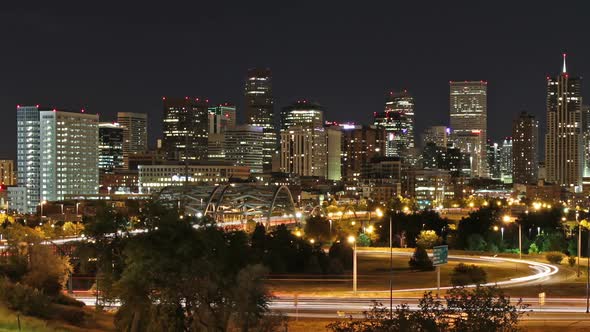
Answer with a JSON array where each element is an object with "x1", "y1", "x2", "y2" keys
[
  {"x1": 40, "y1": 200, "x2": 47, "y2": 219},
  {"x1": 348, "y1": 235, "x2": 357, "y2": 294},
  {"x1": 76, "y1": 202, "x2": 80, "y2": 216},
  {"x1": 503, "y1": 215, "x2": 521, "y2": 259}
]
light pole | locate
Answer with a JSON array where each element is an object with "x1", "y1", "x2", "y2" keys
[
  {"x1": 503, "y1": 215, "x2": 521, "y2": 259},
  {"x1": 389, "y1": 214, "x2": 393, "y2": 319},
  {"x1": 577, "y1": 210, "x2": 581, "y2": 278},
  {"x1": 76, "y1": 202, "x2": 80, "y2": 216},
  {"x1": 348, "y1": 235, "x2": 357, "y2": 294},
  {"x1": 40, "y1": 200, "x2": 47, "y2": 219},
  {"x1": 586, "y1": 225, "x2": 589, "y2": 313}
]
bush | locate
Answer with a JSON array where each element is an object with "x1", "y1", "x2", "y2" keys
[
  {"x1": 450, "y1": 263, "x2": 487, "y2": 286},
  {"x1": 466, "y1": 234, "x2": 487, "y2": 251},
  {"x1": 415, "y1": 230, "x2": 441, "y2": 249},
  {"x1": 545, "y1": 252, "x2": 564, "y2": 264},
  {"x1": 408, "y1": 247, "x2": 434, "y2": 271},
  {"x1": 53, "y1": 293, "x2": 85, "y2": 308},
  {"x1": 0, "y1": 278, "x2": 50, "y2": 318},
  {"x1": 568, "y1": 256, "x2": 577, "y2": 267},
  {"x1": 529, "y1": 243, "x2": 539, "y2": 254}
]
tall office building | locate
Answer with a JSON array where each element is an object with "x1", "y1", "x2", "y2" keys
[
  {"x1": 325, "y1": 126, "x2": 342, "y2": 181},
  {"x1": 208, "y1": 103, "x2": 237, "y2": 161},
  {"x1": 280, "y1": 126, "x2": 327, "y2": 178},
  {"x1": 39, "y1": 109, "x2": 99, "y2": 202},
  {"x1": 449, "y1": 81, "x2": 487, "y2": 178},
  {"x1": 512, "y1": 111, "x2": 539, "y2": 184},
  {"x1": 374, "y1": 90, "x2": 415, "y2": 158},
  {"x1": 340, "y1": 124, "x2": 386, "y2": 182},
  {"x1": 487, "y1": 140, "x2": 501, "y2": 180},
  {"x1": 280, "y1": 101, "x2": 324, "y2": 130},
  {"x1": 225, "y1": 125, "x2": 264, "y2": 174},
  {"x1": 245, "y1": 68, "x2": 275, "y2": 172},
  {"x1": 581, "y1": 105, "x2": 590, "y2": 177},
  {"x1": 117, "y1": 112, "x2": 147, "y2": 168},
  {"x1": 499, "y1": 137, "x2": 513, "y2": 184},
  {"x1": 422, "y1": 126, "x2": 450, "y2": 148},
  {"x1": 545, "y1": 54, "x2": 583, "y2": 189},
  {"x1": 99, "y1": 123, "x2": 125, "y2": 172},
  {"x1": 162, "y1": 97, "x2": 209, "y2": 161},
  {"x1": 0, "y1": 160, "x2": 15, "y2": 186}
]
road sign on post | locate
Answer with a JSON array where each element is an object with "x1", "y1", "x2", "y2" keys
[
  {"x1": 433, "y1": 245, "x2": 448, "y2": 297},
  {"x1": 433, "y1": 245, "x2": 449, "y2": 266}
]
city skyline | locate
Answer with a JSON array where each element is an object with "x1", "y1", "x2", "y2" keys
[{"x1": 1, "y1": 2, "x2": 589, "y2": 159}]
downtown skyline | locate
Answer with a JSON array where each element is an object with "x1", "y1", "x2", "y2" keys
[{"x1": 1, "y1": 2, "x2": 589, "y2": 159}]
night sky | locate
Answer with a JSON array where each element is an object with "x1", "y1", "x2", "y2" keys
[{"x1": 2, "y1": 2, "x2": 589, "y2": 159}]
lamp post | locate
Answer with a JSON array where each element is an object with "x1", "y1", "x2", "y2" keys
[
  {"x1": 503, "y1": 215, "x2": 521, "y2": 260},
  {"x1": 76, "y1": 202, "x2": 80, "y2": 216},
  {"x1": 389, "y1": 214, "x2": 393, "y2": 318},
  {"x1": 577, "y1": 210, "x2": 581, "y2": 278},
  {"x1": 40, "y1": 200, "x2": 47, "y2": 219},
  {"x1": 348, "y1": 235, "x2": 357, "y2": 294}
]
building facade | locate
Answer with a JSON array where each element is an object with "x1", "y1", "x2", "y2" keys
[
  {"x1": 16, "y1": 105, "x2": 42, "y2": 213},
  {"x1": 207, "y1": 103, "x2": 237, "y2": 161},
  {"x1": 449, "y1": 81, "x2": 487, "y2": 178},
  {"x1": 340, "y1": 125, "x2": 386, "y2": 182},
  {"x1": 138, "y1": 163, "x2": 250, "y2": 192},
  {"x1": 545, "y1": 54, "x2": 583, "y2": 189},
  {"x1": 245, "y1": 68, "x2": 275, "y2": 172},
  {"x1": 422, "y1": 126, "x2": 450, "y2": 148},
  {"x1": 326, "y1": 126, "x2": 342, "y2": 181},
  {"x1": 99, "y1": 123, "x2": 125, "y2": 172},
  {"x1": 162, "y1": 97, "x2": 209, "y2": 161},
  {"x1": 280, "y1": 101, "x2": 324, "y2": 130},
  {"x1": 117, "y1": 112, "x2": 147, "y2": 168},
  {"x1": 0, "y1": 160, "x2": 15, "y2": 186},
  {"x1": 499, "y1": 137, "x2": 513, "y2": 184},
  {"x1": 374, "y1": 91, "x2": 415, "y2": 158},
  {"x1": 512, "y1": 111, "x2": 539, "y2": 185},
  {"x1": 39, "y1": 110, "x2": 99, "y2": 202},
  {"x1": 280, "y1": 126, "x2": 327, "y2": 178},
  {"x1": 224, "y1": 125, "x2": 264, "y2": 174}
]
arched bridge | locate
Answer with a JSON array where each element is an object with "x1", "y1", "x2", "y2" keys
[{"x1": 156, "y1": 184, "x2": 299, "y2": 227}]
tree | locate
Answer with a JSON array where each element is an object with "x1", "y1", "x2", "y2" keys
[
  {"x1": 327, "y1": 286, "x2": 528, "y2": 332},
  {"x1": 408, "y1": 247, "x2": 434, "y2": 271},
  {"x1": 304, "y1": 216, "x2": 331, "y2": 243},
  {"x1": 23, "y1": 245, "x2": 72, "y2": 296},
  {"x1": 416, "y1": 230, "x2": 441, "y2": 249}
]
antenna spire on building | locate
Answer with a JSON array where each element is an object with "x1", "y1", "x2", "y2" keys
[{"x1": 562, "y1": 53, "x2": 567, "y2": 73}]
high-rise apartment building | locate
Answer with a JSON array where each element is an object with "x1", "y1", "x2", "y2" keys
[
  {"x1": 245, "y1": 68, "x2": 275, "y2": 172},
  {"x1": 545, "y1": 54, "x2": 583, "y2": 189},
  {"x1": 449, "y1": 81, "x2": 487, "y2": 178},
  {"x1": 340, "y1": 125, "x2": 386, "y2": 182},
  {"x1": 99, "y1": 123, "x2": 125, "y2": 172},
  {"x1": 162, "y1": 97, "x2": 209, "y2": 161},
  {"x1": 207, "y1": 103, "x2": 237, "y2": 161},
  {"x1": 117, "y1": 112, "x2": 147, "y2": 168},
  {"x1": 224, "y1": 125, "x2": 264, "y2": 174},
  {"x1": 374, "y1": 91, "x2": 415, "y2": 158},
  {"x1": 487, "y1": 140, "x2": 501, "y2": 180},
  {"x1": 17, "y1": 106, "x2": 42, "y2": 213},
  {"x1": 0, "y1": 160, "x2": 15, "y2": 186},
  {"x1": 39, "y1": 109, "x2": 99, "y2": 202},
  {"x1": 422, "y1": 126, "x2": 450, "y2": 148},
  {"x1": 512, "y1": 111, "x2": 539, "y2": 185}
]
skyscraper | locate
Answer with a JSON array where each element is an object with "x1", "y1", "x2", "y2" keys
[
  {"x1": 422, "y1": 126, "x2": 450, "y2": 148},
  {"x1": 99, "y1": 123, "x2": 125, "y2": 172},
  {"x1": 17, "y1": 105, "x2": 42, "y2": 213},
  {"x1": 449, "y1": 81, "x2": 487, "y2": 178},
  {"x1": 545, "y1": 54, "x2": 583, "y2": 189},
  {"x1": 280, "y1": 126, "x2": 327, "y2": 178},
  {"x1": 325, "y1": 126, "x2": 342, "y2": 181},
  {"x1": 340, "y1": 124, "x2": 386, "y2": 182},
  {"x1": 117, "y1": 112, "x2": 147, "y2": 168},
  {"x1": 280, "y1": 100, "x2": 324, "y2": 130},
  {"x1": 512, "y1": 111, "x2": 539, "y2": 185},
  {"x1": 39, "y1": 109, "x2": 99, "y2": 202},
  {"x1": 245, "y1": 68, "x2": 275, "y2": 172},
  {"x1": 225, "y1": 125, "x2": 264, "y2": 174},
  {"x1": 499, "y1": 137, "x2": 513, "y2": 184},
  {"x1": 162, "y1": 97, "x2": 209, "y2": 161},
  {"x1": 374, "y1": 90, "x2": 415, "y2": 158},
  {"x1": 487, "y1": 140, "x2": 501, "y2": 180},
  {"x1": 207, "y1": 103, "x2": 237, "y2": 161}
]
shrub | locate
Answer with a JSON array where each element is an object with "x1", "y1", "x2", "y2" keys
[
  {"x1": 53, "y1": 293, "x2": 85, "y2": 308},
  {"x1": 415, "y1": 230, "x2": 441, "y2": 249},
  {"x1": 0, "y1": 278, "x2": 50, "y2": 318},
  {"x1": 529, "y1": 243, "x2": 539, "y2": 254},
  {"x1": 466, "y1": 234, "x2": 487, "y2": 251},
  {"x1": 408, "y1": 247, "x2": 434, "y2": 271},
  {"x1": 568, "y1": 256, "x2": 577, "y2": 267},
  {"x1": 545, "y1": 252, "x2": 564, "y2": 264},
  {"x1": 450, "y1": 263, "x2": 487, "y2": 286}
]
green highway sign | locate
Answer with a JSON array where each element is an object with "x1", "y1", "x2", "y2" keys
[{"x1": 433, "y1": 245, "x2": 448, "y2": 266}]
